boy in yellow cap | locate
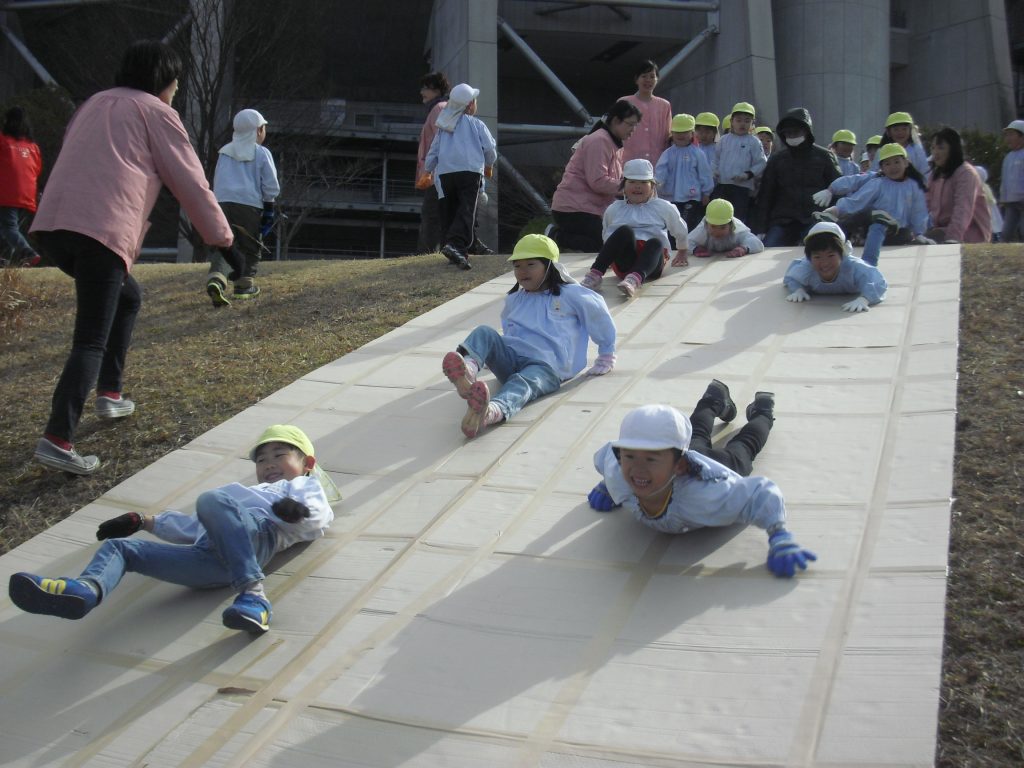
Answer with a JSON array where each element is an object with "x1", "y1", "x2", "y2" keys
[
  {"x1": 711, "y1": 101, "x2": 766, "y2": 224},
  {"x1": 8, "y1": 425, "x2": 334, "y2": 635},
  {"x1": 829, "y1": 129, "x2": 859, "y2": 176},
  {"x1": 875, "y1": 112, "x2": 928, "y2": 175},
  {"x1": 654, "y1": 113, "x2": 714, "y2": 230},
  {"x1": 679, "y1": 198, "x2": 764, "y2": 260},
  {"x1": 693, "y1": 111, "x2": 719, "y2": 168}
]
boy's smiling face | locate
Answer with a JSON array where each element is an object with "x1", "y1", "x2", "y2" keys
[
  {"x1": 810, "y1": 248, "x2": 843, "y2": 282},
  {"x1": 254, "y1": 441, "x2": 314, "y2": 484},
  {"x1": 618, "y1": 447, "x2": 684, "y2": 502}
]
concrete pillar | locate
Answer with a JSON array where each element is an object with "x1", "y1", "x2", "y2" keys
[
  {"x1": 772, "y1": 0, "x2": 889, "y2": 151},
  {"x1": 428, "y1": 0, "x2": 499, "y2": 251}
]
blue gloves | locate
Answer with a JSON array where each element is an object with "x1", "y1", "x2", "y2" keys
[
  {"x1": 260, "y1": 203, "x2": 276, "y2": 238},
  {"x1": 588, "y1": 482, "x2": 617, "y2": 512},
  {"x1": 767, "y1": 530, "x2": 817, "y2": 577}
]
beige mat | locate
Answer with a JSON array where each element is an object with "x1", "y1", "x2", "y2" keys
[{"x1": 0, "y1": 244, "x2": 959, "y2": 767}]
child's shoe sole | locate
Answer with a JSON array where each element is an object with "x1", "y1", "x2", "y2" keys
[
  {"x1": 9, "y1": 573, "x2": 96, "y2": 619},
  {"x1": 442, "y1": 352, "x2": 474, "y2": 398},
  {"x1": 461, "y1": 381, "x2": 490, "y2": 438},
  {"x1": 207, "y1": 281, "x2": 231, "y2": 307}
]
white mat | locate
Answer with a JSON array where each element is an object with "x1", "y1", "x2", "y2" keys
[{"x1": 0, "y1": 245, "x2": 959, "y2": 767}]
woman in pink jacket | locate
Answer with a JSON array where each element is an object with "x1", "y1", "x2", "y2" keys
[
  {"x1": 925, "y1": 126, "x2": 991, "y2": 243},
  {"x1": 30, "y1": 40, "x2": 233, "y2": 476},
  {"x1": 619, "y1": 59, "x2": 672, "y2": 167},
  {"x1": 551, "y1": 100, "x2": 641, "y2": 253}
]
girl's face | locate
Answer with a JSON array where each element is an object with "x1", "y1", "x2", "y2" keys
[
  {"x1": 880, "y1": 155, "x2": 909, "y2": 180},
  {"x1": 695, "y1": 125, "x2": 717, "y2": 145},
  {"x1": 758, "y1": 133, "x2": 773, "y2": 154},
  {"x1": 635, "y1": 68, "x2": 658, "y2": 95},
  {"x1": 810, "y1": 249, "x2": 842, "y2": 282},
  {"x1": 889, "y1": 123, "x2": 911, "y2": 144},
  {"x1": 931, "y1": 138, "x2": 950, "y2": 168},
  {"x1": 671, "y1": 130, "x2": 693, "y2": 147},
  {"x1": 730, "y1": 113, "x2": 753, "y2": 135},
  {"x1": 514, "y1": 259, "x2": 550, "y2": 292},
  {"x1": 610, "y1": 114, "x2": 640, "y2": 141},
  {"x1": 618, "y1": 448, "x2": 684, "y2": 507},
  {"x1": 254, "y1": 442, "x2": 313, "y2": 484},
  {"x1": 624, "y1": 179, "x2": 655, "y2": 204}
]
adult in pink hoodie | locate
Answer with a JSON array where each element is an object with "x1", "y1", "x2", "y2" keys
[
  {"x1": 30, "y1": 40, "x2": 232, "y2": 476},
  {"x1": 925, "y1": 126, "x2": 991, "y2": 243}
]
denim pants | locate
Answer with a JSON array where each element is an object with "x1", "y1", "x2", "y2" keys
[
  {"x1": 461, "y1": 325, "x2": 561, "y2": 420},
  {"x1": 861, "y1": 222, "x2": 913, "y2": 266},
  {"x1": 0, "y1": 206, "x2": 34, "y2": 255},
  {"x1": 591, "y1": 225, "x2": 665, "y2": 281},
  {"x1": 80, "y1": 489, "x2": 279, "y2": 599},
  {"x1": 688, "y1": 396, "x2": 772, "y2": 477},
  {"x1": 763, "y1": 221, "x2": 811, "y2": 247},
  {"x1": 37, "y1": 230, "x2": 142, "y2": 442}
]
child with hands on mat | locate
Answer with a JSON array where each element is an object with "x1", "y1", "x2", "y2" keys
[
  {"x1": 784, "y1": 222, "x2": 887, "y2": 312},
  {"x1": 588, "y1": 402, "x2": 815, "y2": 578},
  {"x1": 684, "y1": 198, "x2": 764, "y2": 260},
  {"x1": 442, "y1": 234, "x2": 617, "y2": 439},
  {"x1": 579, "y1": 158, "x2": 689, "y2": 297},
  {"x1": 9, "y1": 425, "x2": 335, "y2": 635}
]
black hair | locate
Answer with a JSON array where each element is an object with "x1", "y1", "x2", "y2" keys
[
  {"x1": 804, "y1": 232, "x2": 844, "y2": 259},
  {"x1": 507, "y1": 259, "x2": 572, "y2": 296},
  {"x1": 877, "y1": 144, "x2": 928, "y2": 192},
  {"x1": 633, "y1": 59, "x2": 659, "y2": 79},
  {"x1": 2, "y1": 106, "x2": 33, "y2": 140},
  {"x1": 419, "y1": 71, "x2": 450, "y2": 94},
  {"x1": 589, "y1": 100, "x2": 642, "y2": 146},
  {"x1": 114, "y1": 40, "x2": 182, "y2": 97},
  {"x1": 929, "y1": 126, "x2": 965, "y2": 179},
  {"x1": 612, "y1": 446, "x2": 684, "y2": 462}
]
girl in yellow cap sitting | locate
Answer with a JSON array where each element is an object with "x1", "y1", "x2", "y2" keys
[{"x1": 683, "y1": 198, "x2": 764, "y2": 260}]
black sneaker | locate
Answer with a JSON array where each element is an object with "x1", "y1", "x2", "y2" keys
[
  {"x1": 746, "y1": 391, "x2": 775, "y2": 422},
  {"x1": 702, "y1": 379, "x2": 737, "y2": 422},
  {"x1": 468, "y1": 239, "x2": 495, "y2": 256},
  {"x1": 233, "y1": 285, "x2": 261, "y2": 300}
]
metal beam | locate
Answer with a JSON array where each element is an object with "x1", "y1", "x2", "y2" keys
[
  {"x1": 523, "y1": 0, "x2": 718, "y2": 11},
  {"x1": 1, "y1": 0, "x2": 116, "y2": 8},
  {"x1": 657, "y1": 23, "x2": 718, "y2": 80},
  {"x1": 497, "y1": 122, "x2": 589, "y2": 137},
  {"x1": 496, "y1": 155, "x2": 550, "y2": 215},
  {"x1": 497, "y1": 15, "x2": 591, "y2": 125},
  {"x1": 0, "y1": 20, "x2": 56, "y2": 84}
]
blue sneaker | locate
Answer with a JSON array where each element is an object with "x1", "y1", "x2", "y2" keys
[
  {"x1": 9, "y1": 573, "x2": 99, "y2": 619},
  {"x1": 222, "y1": 593, "x2": 272, "y2": 634}
]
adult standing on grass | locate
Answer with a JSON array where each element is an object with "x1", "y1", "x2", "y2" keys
[
  {"x1": 29, "y1": 39, "x2": 233, "y2": 476},
  {"x1": 415, "y1": 71, "x2": 449, "y2": 255},
  {"x1": 924, "y1": 126, "x2": 991, "y2": 244},
  {"x1": 0, "y1": 106, "x2": 43, "y2": 266}
]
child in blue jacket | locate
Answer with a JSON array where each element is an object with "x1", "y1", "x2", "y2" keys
[
  {"x1": 784, "y1": 221, "x2": 888, "y2": 312},
  {"x1": 654, "y1": 113, "x2": 713, "y2": 230}
]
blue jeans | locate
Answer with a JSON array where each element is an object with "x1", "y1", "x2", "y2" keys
[
  {"x1": 0, "y1": 206, "x2": 35, "y2": 255},
  {"x1": 461, "y1": 325, "x2": 561, "y2": 420},
  {"x1": 763, "y1": 222, "x2": 810, "y2": 247},
  {"x1": 861, "y1": 222, "x2": 913, "y2": 266},
  {"x1": 80, "y1": 489, "x2": 278, "y2": 599},
  {"x1": 37, "y1": 230, "x2": 142, "y2": 441}
]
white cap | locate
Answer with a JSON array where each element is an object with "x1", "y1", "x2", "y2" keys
[
  {"x1": 622, "y1": 158, "x2": 655, "y2": 181},
  {"x1": 448, "y1": 83, "x2": 480, "y2": 107},
  {"x1": 611, "y1": 405, "x2": 692, "y2": 452},
  {"x1": 233, "y1": 109, "x2": 267, "y2": 132},
  {"x1": 804, "y1": 221, "x2": 847, "y2": 243},
  {"x1": 1004, "y1": 119, "x2": 1024, "y2": 134}
]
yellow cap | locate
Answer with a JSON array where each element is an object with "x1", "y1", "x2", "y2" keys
[
  {"x1": 877, "y1": 143, "x2": 908, "y2": 162},
  {"x1": 722, "y1": 114, "x2": 732, "y2": 132},
  {"x1": 832, "y1": 129, "x2": 856, "y2": 144},
  {"x1": 755, "y1": 125, "x2": 773, "y2": 136},
  {"x1": 694, "y1": 111, "x2": 719, "y2": 129},
  {"x1": 705, "y1": 198, "x2": 734, "y2": 226},
  {"x1": 670, "y1": 113, "x2": 696, "y2": 132},
  {"x1": 508, "y1": 233, "x2": 559, "y2": 262},
  {"x1": 249, "y1": 425, "x2": 315, "y2": 461},
  {"x1": 730, "y1": 101, "x2": 755, "y2": 117},
  {"x1": 866, "y1": 134, "x2": 883, "y2": 147},
  {"x1": 885, "y1": 111, "x2": 913, "y2": 127}
]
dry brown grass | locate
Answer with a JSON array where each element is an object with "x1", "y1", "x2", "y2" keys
[{"x1": 0, "y1": 246, "x2": 1021, "y2": 765}]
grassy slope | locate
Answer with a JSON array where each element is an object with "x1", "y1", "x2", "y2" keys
[{"x1": 0, "y1": 246, "x2": 1021, "y2": 765}]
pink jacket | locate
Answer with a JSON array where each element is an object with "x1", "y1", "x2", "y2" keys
[
  {"x1": 926, "y1": 162, "x2": 991, "y2": 243},
  {"x1": 416, "y1": 100, "x2": 445, "y2": 180},
  {"x1": 620, "y1": 94, "x2": 672, "y2": 166},
  {"x1": 552, "y1": 128, "x2": 624, "y2": 217},
  {"x1": 31, "y1": 87, "x2": 231, "y2": 270}
]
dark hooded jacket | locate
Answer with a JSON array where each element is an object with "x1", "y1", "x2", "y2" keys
[{"x1": 754, "y1": 108, "x2": 841, "y2": 232}]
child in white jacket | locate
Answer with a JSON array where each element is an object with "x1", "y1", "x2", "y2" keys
[
  {"x1": 681, "y1": 198, "x2": 764, "y2": 261},
  {"x1": 579, "y1": 158, "x2": 689, "y2": 298}
]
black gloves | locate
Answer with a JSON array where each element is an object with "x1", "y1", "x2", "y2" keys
[
  {"x1": 271, "y1": 498, "x2": 310, "y2": 523},
  {"x1": 96, "y1": 512, "x2": 144, "y2": 540}
]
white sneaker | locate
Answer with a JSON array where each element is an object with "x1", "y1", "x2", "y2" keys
[
  {"x1": 96, "y1": 395, "x2": 136, "y2": 419},
  {"x1": 617, "y1": 273, "x2": 642, "y2": 298}
]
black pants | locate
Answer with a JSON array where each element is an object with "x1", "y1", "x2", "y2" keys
[
  {"x1": 552, "y1": 210, "x2": 603, "y2": 252},
  {"x1": 591, "y1": 225, "x2": 665, "y2": 281},
  {"x1": 37, "y1": 230, "x2": 142, "y2": 442},
  {"x1": 673, "y1": 200, "x2": 705, "y2": 231},
  {"x1": 689, "y1": 395, "x2": 772, "y2": 477},
  {"x1": 438, "y1": 171, "x2": 481, "y2": 252},
  {"x1": 417, "y1": 185, "x2": 443, "y2": 253},
  {"x1": 712, "y1": 183, "x2": 753, "y2": 225}
]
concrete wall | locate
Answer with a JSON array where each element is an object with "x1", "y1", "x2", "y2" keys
[
  {"x1": 891, "y1": 0, "x2": 1016, "y2": 131},
  {"x1": 773, "y1": 0, "x2": 889, "y2": 148}
]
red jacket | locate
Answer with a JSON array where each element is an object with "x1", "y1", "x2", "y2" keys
[{"x1": 0, "y1": 134, "x2": 43, "y2": 212}]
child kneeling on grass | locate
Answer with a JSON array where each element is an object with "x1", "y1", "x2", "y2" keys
[
  {"x1": 442, "y1": 234, "x2": 617, "y2": 438},
  {"x1": 9, "y1": 425, "x2": 335, "y2": 635},
  {"x1": 784, "y1": 221, "x2": 887, "y2": 312},
  {"x1": 588, "y1": 403, "x2": 815, "y2": 578}
]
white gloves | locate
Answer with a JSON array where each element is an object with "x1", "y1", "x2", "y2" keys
[
  {"x1": 812, "y1": 189, "x2": 833, "y2": 208},
  {"x1": 785, "y1": 287, "x2": 810, "y2": 302},
  {"x1": 913, "y1": 234, "x2": 937, "y2": 245},
  {"x1": 586, "y1": 353, "x2": 616, "y2": 376},
  {"x1": 841, "y1": 295, "x2": 870, "y2": 313}
]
